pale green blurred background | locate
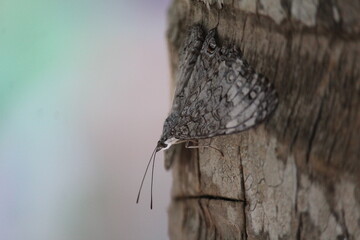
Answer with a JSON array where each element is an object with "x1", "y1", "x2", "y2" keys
[{"x1": 0, "y1": 0, "x2": 172, "y2": 239}]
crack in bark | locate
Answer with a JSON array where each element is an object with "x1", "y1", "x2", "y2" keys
[
  {"x1": 290, "y1": 127, "x2": 299, "y2": 151},
  {"x1": 283, "y1": 80, "x2": 301, "y2": 139},
  {"x1": 196, "y1": 148, "x2": 202, "y2": 192},
  {"x1": 339, "y1": 209, "x2": 350, "y2": 239},
  {"x1": 306, "y1": 96, "x2": 325, "y2": 163},
  {"x1": 240, "y1": 15, "x2": 248, "y2": 52},
  {"x1": 296, "y1": 213, "x2": 303, "y2": 240},
  {"x1": 174, "y1": 195, "x2": 245, "y2": 202},
  {"x1": 327, "y1": 125, "x2": 339, "y2": 163},
  {"x1": 283, "y1": 32, "x2": 303, "y2": 140},
  {"x1": 239, "y1": 146, "x2": 248, "y2": 240},
  {"x1": 198, "y1": 200, "x2": 206, "y2": 240}
]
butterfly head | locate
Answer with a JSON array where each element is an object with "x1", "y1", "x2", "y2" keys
[
  {"x1": 156, "y1": 136, "x2": 178, "y2": 152},
  {"x1": 158, "y1": 113, "x2": 179, "y2": 150},
  {"x1": 156, "y1": 140, "x2": 167, "y2": 152}
]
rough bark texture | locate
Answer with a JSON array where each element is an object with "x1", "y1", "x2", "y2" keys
[{"x1": 166, "y1": 0, "x2": 360, "y2": 239}]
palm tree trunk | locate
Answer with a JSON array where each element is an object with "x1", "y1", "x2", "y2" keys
[{"x1": 166, "y1": 1, "x2": 360, "y2": 239}]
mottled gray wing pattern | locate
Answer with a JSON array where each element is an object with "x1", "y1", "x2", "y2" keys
[
  {"x1": 172, "y1": 27, "x2": 278, "y2": 140},
  {"x1": 171, "y1": 25, "x2": 205, "y2": 114}
]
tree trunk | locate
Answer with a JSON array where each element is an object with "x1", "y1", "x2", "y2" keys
[{"x1": 166, "y1": 0, "x2": 360, "y2": 239}]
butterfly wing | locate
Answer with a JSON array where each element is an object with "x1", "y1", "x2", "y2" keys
[
  {"x1": 171, "y1": 25, "x2": 205, "y2": 114},
  {"x1": 172, "y1": 28, "x2": 278, "y2": 139}
]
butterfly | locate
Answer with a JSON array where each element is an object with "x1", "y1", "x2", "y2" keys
[{"x1": 137, "y1": 24, "x2": 278, "y2": 208}]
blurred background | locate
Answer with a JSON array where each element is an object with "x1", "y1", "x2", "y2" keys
[{"x1": 0, "y1": 0, "x2": 172, "y2": 239}]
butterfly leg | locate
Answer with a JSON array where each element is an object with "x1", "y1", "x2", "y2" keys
[{"x1": 185, "y1": 140, "x2": 224, "y2": 157}]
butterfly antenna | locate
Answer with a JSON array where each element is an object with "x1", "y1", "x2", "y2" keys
[
  {"x1": 150, "y1": 151, "x2": 157, "y2": 209},
  {"x1": 136, "y1": 147, "x2": 156, "y2": 204}
]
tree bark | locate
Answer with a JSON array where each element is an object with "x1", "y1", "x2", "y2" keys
[{"x1": 166, "y1": 0, "x2": 360, "y2": 239}]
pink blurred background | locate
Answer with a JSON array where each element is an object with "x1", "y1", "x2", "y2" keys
[{"x1": 0, "y1": 0, "x2": 172, "y2": 239}]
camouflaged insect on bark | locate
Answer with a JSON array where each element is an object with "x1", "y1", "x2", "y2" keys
[{"x1": 158, "y1": 24, "x2": 278, "y2": 150}]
